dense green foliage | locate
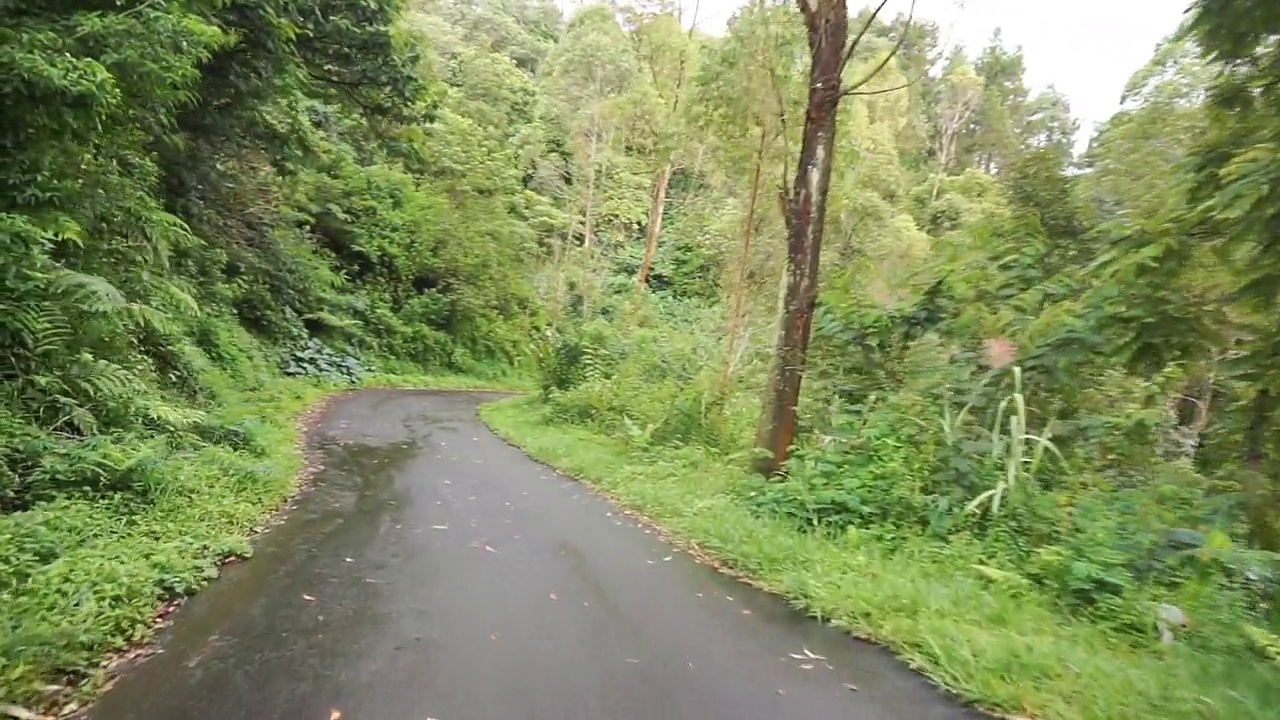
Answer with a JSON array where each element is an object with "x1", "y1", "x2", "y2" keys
[
  {"x1": 4, "y1": 0, "x2": 1280, "y2": 716},
  {"x1": 500, "y1": 0, "x2": 1280, "y2": 717},
  {"x1": 0, "y1": 0, "x2": 540, "y2": 707}
]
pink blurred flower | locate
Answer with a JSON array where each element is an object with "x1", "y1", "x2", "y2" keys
[{"x1": 982, "y1": 337, "x2": 1017, "y2": 368}]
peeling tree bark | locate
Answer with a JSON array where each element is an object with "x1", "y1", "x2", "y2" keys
[
  {"x1": 753, "y1": 0, "x2": 848, "y2": 476},
  {"x1": 753, "y1": 0, "x2": 914, "y2": 475}
]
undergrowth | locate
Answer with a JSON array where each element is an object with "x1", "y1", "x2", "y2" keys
[
  {"x1": 0, "y1": 373, "x2": 326, "y2": 706},
  {"x1": 0, "y1": 358, "x2": 522, "y2": 709}
]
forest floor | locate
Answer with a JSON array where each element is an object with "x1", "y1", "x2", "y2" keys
[
  {"x1": 84, "y1": 389, "x2": 974, "y2": 720},
  {"x1": 480, "y1": 396, "x2": 1280, "y2": 720}
]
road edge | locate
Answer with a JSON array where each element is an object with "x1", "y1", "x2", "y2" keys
[
  {"x1": 475, "y1": 395, "x2": 1013, "y2": 720},
  {"x1": 50, "y1": 383, "x2": 513, "y2": 720}
]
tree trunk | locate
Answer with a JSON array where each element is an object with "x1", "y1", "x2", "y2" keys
[
  {"x1": 583, "y1": 104, "x2": 602, "y2": 250},
  {"x1": 1244, "y1": 388, "x2": 1280, "y2": 551},
  {"x1": 753, "y1": 0, "x2": 848, "y2": 476},
  {"x1": 636, "y1": 162, "x2": 673, "y2": 288},
  {"x1": 551, "y1": 233, "x2": 567, "y2": 320},
  {"x1": 720, "y1": 126, "x2": 768, "y2": 394}
]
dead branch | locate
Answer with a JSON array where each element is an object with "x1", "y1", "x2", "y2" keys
[
  {"x1": 841, "y1": 0, "x2": 891, "y2": 73},
  {"x1": 842, "y1": 0, "x2": 917, "y2": 96}
]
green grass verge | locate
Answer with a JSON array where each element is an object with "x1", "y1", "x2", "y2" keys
[
  {"x1": 0, "y1": 378, "x2": 328, "y2": 708},
  {"x1": 480, "y1": 395, "x2": 1280, "y2": 720}
]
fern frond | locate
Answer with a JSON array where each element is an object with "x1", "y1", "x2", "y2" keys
[
  {"x1": 142, "y1": 402, "x2": 206, "y2": 431},
  {"x1": 48, "y1": 269, "x2": 127, "y2": 312}
]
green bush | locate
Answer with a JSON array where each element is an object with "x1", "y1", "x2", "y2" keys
[{"x1": 281, "y1": 338, "x2": 367, "y2": 383}]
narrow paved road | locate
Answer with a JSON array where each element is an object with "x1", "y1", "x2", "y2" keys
[{"x1": 90, "y1": 390, "x2": 983, "y2": 720}]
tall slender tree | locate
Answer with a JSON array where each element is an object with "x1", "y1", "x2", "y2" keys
[{"x1": 754, "y1": 0, "x2": 916, "y2": 475}]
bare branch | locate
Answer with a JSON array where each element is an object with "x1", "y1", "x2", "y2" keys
[
  {"x1": 763, "y1": 23, "x2": 791, "y2": 162},
  {"x1": 844, "y1": 0, "x2": 917, "y2": 94},
  {"x1": 841, "y1": 78, "x2": 918, "y2": 98},
  {"x1": 841, "y1": 0, "x2": 891, "y2": 74},
  {"x1": 685, "y1": 0, "x2": 701, "y2": 37},
  {"x1": 669, "y1": 0, "x2": 702, "y2": 115}
]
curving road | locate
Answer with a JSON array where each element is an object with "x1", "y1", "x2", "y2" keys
[{"x1": 89, "y1": 390, "x2": 984, "y2": 720}]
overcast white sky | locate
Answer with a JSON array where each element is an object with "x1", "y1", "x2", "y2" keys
[
  {"x1": 564, "y1": 0, "x2": 1192, "y2": 147},
  {"x1": 687, "y1": 0, "x2": 1193, "y2": 145}
]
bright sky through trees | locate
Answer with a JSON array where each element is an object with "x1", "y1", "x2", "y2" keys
[{"x1": 574, "y1": 0, "x2": 1191, "y2": 150}]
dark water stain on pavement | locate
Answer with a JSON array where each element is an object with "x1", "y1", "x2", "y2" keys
[{"x1": 87, "y1": 390, "x2": 987, "y2": 720}]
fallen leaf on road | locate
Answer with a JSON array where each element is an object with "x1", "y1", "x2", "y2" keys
[
  {"x1": 484, "y1": 545, "x2": 498, "y2": 553},
  {"x1": 344, "y1": 558, "x2": 353, "y2": 562},
  {"x1": 549, "y1": 593, "x2": 558, "y2": 600},
  {"x1": 741, "y1": 609, "x2": 752, "y2": 615},
  {"x1": 789, "y1": 653, "x2": 806, "y2": 659},
  {"x1": 802, "y1": 647, "x2": 826, "y2": 660},
  {"x1": 662, "y1": 556, "x2": 672, "y2": 562},
  {"x1": 330, "y1": 710, "x2": 342, "y2": 720},
  {"x1": 799, "y1": 663, "x2": 815, "y2": 670},
  {"x1": 625, "y1": 658, "x2": 640, "y2": 663},
  {"x1": 844, "y1": 683, "x2": 858, "y2": 692},
  {"x1": 302, "y1": 594, "x2": 316, "y2": 602},
  {"x1": 430, "y1": 525, "x2": 448, "y2": 530}
]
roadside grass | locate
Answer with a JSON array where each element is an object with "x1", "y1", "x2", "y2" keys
[
  {"x1": 0, "y1": 377, "x2": 326, "y2": 708},
  {"x1": 0, "y1": 372, "x2": 520, "y2": 710},
  {"x1": 480, "y1": 395, "x2": 1280, "y2": 720}
]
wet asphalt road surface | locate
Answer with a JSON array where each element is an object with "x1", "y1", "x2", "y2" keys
[{"x1": 89, "y1": 390, "x2": 984, "y2": 720}]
